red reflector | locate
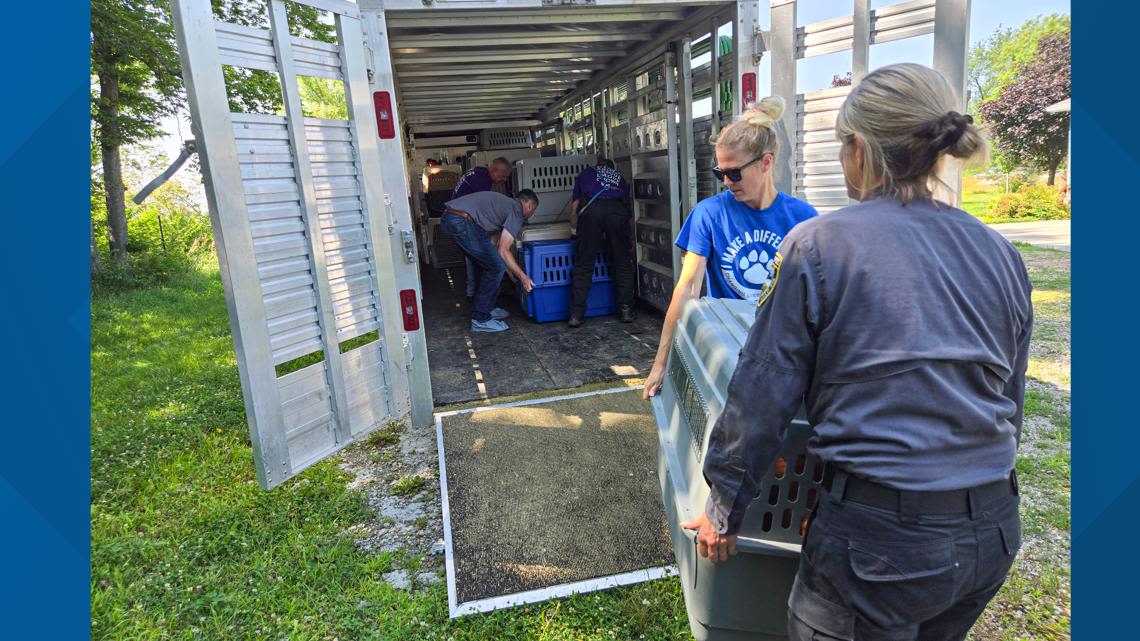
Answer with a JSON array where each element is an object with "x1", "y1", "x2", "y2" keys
[
  {"x1": 399, "y1": 289, "x2": 420, "y2": 331},
  {"x1": 373, "y1": 91, "x2": 396, "y2": 139},
  {"x1": 741, "y1": 72, "x2": 757, "y2": 107}
]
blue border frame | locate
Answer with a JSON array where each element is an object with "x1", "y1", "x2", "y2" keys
[
  {"x1": 1072, "y1": 1, "x2": 1136, "y2": 637},
  {"x1": 0, "y1": 3, "x2": 91, "y2": 637},
  {"x1": 0, "y1": 1, "x2": 1126, "y2": 638}
]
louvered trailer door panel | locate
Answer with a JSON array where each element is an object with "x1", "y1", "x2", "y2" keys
[{"x1": 172, "y1": 0, "x2": 411, "y2": 489}]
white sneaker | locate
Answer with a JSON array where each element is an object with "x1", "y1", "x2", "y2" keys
[
  {"x1": 490, "y1": 307, "x2": 510, "y2": 320},
  {"x1": 471, "y1": 318, "x2": 509, "y2": 333}
]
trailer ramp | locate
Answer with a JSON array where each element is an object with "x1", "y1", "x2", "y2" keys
[{"x1": 436, "y1": 387, "x2": 675, "y2": 617}]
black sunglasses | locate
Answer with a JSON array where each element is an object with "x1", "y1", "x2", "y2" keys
[{"x1": 712, "y1": 154, "x2": 769, "y2": 182}]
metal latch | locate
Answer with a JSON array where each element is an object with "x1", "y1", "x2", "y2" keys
[
  {"x1": 401, "y1": 230, "x2": 416, "y2": 263},
  {"x1": 133, "y1": 139, "x2": 197, "y2": 205},
  {"x1": 363, "y1": 38, "x2": 375, "y2": 82},
  {"x1": 754, "y1": 29, "x2": 769, "y2": 66}
]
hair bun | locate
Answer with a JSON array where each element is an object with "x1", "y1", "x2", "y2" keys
[
  {"x1": 743, "y1": 96, "x2": 786, "y2": 128},
  {"x1": 917, "y1": 111, "x2": 973, "y2": 151}
]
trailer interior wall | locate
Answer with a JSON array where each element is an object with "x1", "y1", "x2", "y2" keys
[{"x1": 361, "y1": 0, "x2": 751, "y2": 314}]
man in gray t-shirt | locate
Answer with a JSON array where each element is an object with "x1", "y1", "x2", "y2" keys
[{"x1": 441, "y1": 190, "x2": 539, "y2": 332}]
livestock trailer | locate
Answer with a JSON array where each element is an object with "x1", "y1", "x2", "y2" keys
[{"x1": 170, "y1": 0, "x2": 969, "y2": 498}]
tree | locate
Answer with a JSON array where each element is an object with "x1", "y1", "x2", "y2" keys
[
  {"x1": 979, "y1": 35, "x2": 1070, "y2": 185},
  {"x1": 298, "y1": 76, "x2": 348, "y2": 119},
  {"x1": 91, "y1": 0, "x2": 182, "y2": 266},
  {"x1": 211, "y1": 1, "x2": 336, "y2": 114},
  {"x1": 831, "y1": 72, "x2": 852, "y2": 88},
  {"x1": 91, "y1": 1, "x2": 336, "y2": 270},
  {"x1": 968, "y1": 14, "x2": 1070, "y2": 114}
]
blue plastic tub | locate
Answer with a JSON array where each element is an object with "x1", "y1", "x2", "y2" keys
[{"x1": 519, "y1": 240, "x2": 616, "y2": 323}]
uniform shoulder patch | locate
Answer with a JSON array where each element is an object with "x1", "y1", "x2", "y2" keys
[{"x1": 756, "y1": 251, "x2": 783, "y2": 308}]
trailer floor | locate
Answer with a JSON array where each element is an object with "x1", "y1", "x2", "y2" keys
[
  {"x1": 436, "y1": 388, "x2": 674, "y2": 615},
  {"x1": 421, "y1": 263, "x2": 663, "y2": 406}
]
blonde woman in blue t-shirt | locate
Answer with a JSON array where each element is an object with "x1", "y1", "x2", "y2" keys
[{"x1": 643, "y1": 96, "x2": 817, "y2": 399}]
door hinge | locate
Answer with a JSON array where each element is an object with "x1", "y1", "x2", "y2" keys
[{"x1": 384, "y1": 193, "x2": 397, "y2": 234}]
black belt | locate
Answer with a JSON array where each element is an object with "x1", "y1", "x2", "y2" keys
[{"x1": 822, "y1": 465, "x2": 1018, "y2": 517}]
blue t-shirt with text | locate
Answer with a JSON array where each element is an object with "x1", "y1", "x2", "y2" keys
[{"x1": 675, "y1": 191, "x2": 818, "y2": 301}]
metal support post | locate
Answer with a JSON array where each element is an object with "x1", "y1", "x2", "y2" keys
[
  {"x1": 677, "y1": 36, "x2": 697, "y2": 217},
  {"x1": 933, "y1": 0, "x2": 971, "y2": 207},
  {"x1": 710, "y1": 15, "x2": 722, "y2": 140},
  {"x1": 768, "y1": 0, "x2": 796, "y2": 195},
  {"x1": 734, "y1": 0, "x2": 760, "y2": 116},
  {"x1": 852, "y1": 0, "x2": 871, "y2": 83},
  {"x1": 664, "y1": 51, "x2": 682, "y2": 278},
  {"x1": 362, "y1": 9, "x2": 434, "y2": 427}
]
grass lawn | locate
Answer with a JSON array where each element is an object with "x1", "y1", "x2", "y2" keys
[
  {"x1": 970, "y1": 244, "x2": 1071, "y2": 641},
  {"x1": 961, "y1": 189, "x2": 1001, "y2": 220},
  {"x1": 92, "y1": 249, "x2": 1070, "y2": 640}
]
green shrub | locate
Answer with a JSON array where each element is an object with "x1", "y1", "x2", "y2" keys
[
  {"x1": 129, "y1": 206, "x2": 214, "y2": 256},
  {"x1": 92, "y1": 187, "x2": 215, "y2": 295},
  {"x1": 986, "y1": 184, "x2": 1070, "y2": 221},
  {"x1": 1007, "y1": 176, "x2": 1032, "y2": 193},
  {"x1": 91, "y1": 143, "x2": 216, "y2": 295}
]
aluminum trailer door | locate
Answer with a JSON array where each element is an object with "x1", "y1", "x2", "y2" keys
[{"x1": 172, "y1": 0, "x2": 432, "y2": 490}]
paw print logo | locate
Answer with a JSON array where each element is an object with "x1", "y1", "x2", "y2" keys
[{"x1": 738, "y1": 248, "x2": 773, "y2": 286}]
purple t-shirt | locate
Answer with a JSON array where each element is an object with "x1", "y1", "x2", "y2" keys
[
  {"x1": 453, "y1": 166, "x2": 512, "y2": 199},
  {"x1": 572, "y1": 165, "x2": 629, "y2": 201}
]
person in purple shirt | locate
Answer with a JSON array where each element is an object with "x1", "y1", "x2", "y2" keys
[
  {"x1": 452, "y1": 158, "x2": 513, "y2": 300},
  {"x1": 453, "y1": 158, "x2": 513, "y2": 199},
  {"x1": 567, "y1": 158, "x2": 636, "y2": 326}
]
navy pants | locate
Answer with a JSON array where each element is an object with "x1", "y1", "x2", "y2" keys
[
  {"x1": 570, "y1": 198, "x2": 635, "y2": 316},
  {"x1": 788, "y1": 476, "x2": 1021, "y2": 641},
  {"x1": 440, "y1": 213, "x2": 505, "y2": 322}
]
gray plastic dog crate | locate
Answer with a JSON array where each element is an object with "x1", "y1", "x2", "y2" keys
[
  {"x1": 651, "y1": 298, "x2": 824, "y2": 641},
  {"x1": 513, "y1": 154, "x2": 596, "y2": 225}
]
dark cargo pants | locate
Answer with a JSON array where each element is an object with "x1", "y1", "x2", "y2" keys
[
  {"x1": 788, "y1": 474, "x2": 1021, "y2": 641},
  {"x1": 569, "y1": 198, "x2": 635, "y2": 317}
]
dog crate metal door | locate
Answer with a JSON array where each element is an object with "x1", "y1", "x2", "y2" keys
[{"x1": 172, "y1": 0, "x2": 417, "y2": 489}]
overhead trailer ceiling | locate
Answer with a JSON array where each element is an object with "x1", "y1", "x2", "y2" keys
[{"x1": 378, "y1": 2, "x2": 726, "y2": 134}]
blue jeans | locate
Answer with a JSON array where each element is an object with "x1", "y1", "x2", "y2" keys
[
  {"x1": 440, "y1": 214, "x2": 505, "y2": 322},
  {"x1": 788, "y1": 473, "x2": 1021, "y2": 640},
  {"x1": 465, "y1": 257, "x2": 476, "y2": 298}
]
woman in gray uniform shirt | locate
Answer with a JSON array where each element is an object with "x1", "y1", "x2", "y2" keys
[{"x1": 683, "y1": 63, "x2": 1034, "y2": 641}]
